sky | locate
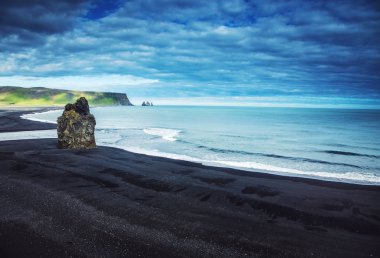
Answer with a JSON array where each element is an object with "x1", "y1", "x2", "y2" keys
[{"x1": 0, "y1": 0, "x2": 379, "y2": 107}]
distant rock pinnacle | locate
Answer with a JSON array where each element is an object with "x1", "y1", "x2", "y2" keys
[{"x1": 142, "y1": 101, "x2": 153, "y2": 106}]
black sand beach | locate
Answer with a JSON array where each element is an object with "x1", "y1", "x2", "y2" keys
[
  {"x1": 0, "y1": 108, "x2": 57, "y2": 132},
  {"x1": 0, "y1": 110, "x2": 379, "y2": 258}
]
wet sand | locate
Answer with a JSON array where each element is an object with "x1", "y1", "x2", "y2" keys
[{"x1": 0, "y1": 110, "x2": 379, "y2": 258}]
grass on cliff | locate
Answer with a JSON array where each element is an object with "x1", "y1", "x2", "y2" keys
[{"x1": 0, "y1": 88, "x2": 119, "y2": 107}]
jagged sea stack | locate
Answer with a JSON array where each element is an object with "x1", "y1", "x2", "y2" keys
[{"x1": 57, "y1": 97, "x2": 96, "y2": 149}]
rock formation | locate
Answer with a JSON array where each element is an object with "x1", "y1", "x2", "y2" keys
[
  {"x1": 142, "y1": 101, "x2": 153, "y2": 106},
  {"x1": 57, "y1": 97, "x2": 96, "y2": 149}
]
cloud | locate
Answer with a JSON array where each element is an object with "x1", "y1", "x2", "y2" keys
[
  {"x1": 0, "y1": 0, "x2": 90, "y2": 49},
  {"x1": 0, "y1": 0, "x2": 379, "y2": 105},
  {"x1": 0, "y1": 75, "x2": 159, "y2": 92}
]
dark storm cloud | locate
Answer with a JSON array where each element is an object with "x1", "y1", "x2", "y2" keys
[
  {"x1": 1, "y1": 0, "x2": 380, "y2": 104},
  {"x1": 0, "y1": 0, "x2": 89, "y2": 48}
]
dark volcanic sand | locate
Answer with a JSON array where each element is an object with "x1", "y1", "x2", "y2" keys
[
  {"x1": 0, "y1": 110, "x2": 379, "y2": 258},
  {"x1": 0, "y1": 109, "x2": 57, "y2": 132}
]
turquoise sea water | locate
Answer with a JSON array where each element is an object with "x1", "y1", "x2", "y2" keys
[{"x1": 19, "y1": 106, "x2": 380, "y2": 185}]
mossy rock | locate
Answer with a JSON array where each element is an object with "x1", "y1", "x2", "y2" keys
[{"x1": 57, "y1": 97, "x2": 96, "y2": 149}]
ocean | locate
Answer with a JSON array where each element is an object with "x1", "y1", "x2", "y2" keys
[{"x1": 9, "y1": 106, "x2": 380, "y2": 185}]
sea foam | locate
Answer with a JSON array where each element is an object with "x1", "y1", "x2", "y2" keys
[
  {"x1": 213, "y1": 160, "x2": 380, "y2": 184},
  {"x1": 143, "y1": 128, "x2": 181, "y2": 141},
  {"x1": 20, "y1": 110, "x2": 59, "y2": 124}
]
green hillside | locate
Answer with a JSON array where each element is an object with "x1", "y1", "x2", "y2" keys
[{"x1": 0, "y1": 86, "x2": 133, "y2": 106}]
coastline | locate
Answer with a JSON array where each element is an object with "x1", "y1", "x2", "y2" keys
[
  {"x1": 0, "y1": 107, "x2": 57, "y2": 132},
  {"x1": 12, "y1": 107, "x2": 380, "y2": 186},
  {"x1": 0, "y1": 109, "x2": 379, "y2": 257}
]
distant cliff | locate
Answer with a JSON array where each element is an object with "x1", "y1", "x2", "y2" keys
[{"x1": 0, "y1": 86, "x2": 133, "y2": 106}]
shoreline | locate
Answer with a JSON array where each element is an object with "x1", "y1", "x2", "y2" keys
[
  {"x1": 8, "y1": 107, "x2": 380, "y2": 186},
  {"x1": 0, "y1": 108, "x2": 379, "y2": 257},
  {"x1": 1, "y1": 107, "x2": 380, "y2": 190},
  {"x1": 0, "y1": 107, "x2": 58, "y2": 132}
]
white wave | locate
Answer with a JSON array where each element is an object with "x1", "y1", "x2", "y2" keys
[
  {"x1": 212, "y1": 160, "x2": 380, "y2": 184},
  {"x1": 143, "y1": 127, "x2": 181, "y2": 141},
  {"x1": 21, "y1": 110, "x2": 59, "y2": 124},
  {"x1": 103, "y1": 145, "x2": 202, "y2": 163}
]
